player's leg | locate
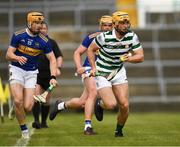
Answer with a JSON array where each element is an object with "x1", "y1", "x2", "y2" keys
[
  {"x1": 23, "y1": 88, "x2": 35, "y2": 138},
  {"x1": 32, "y1": 84, "x2": 43, "y2": 129},
  {"x1": 23, "y1": 70, "x2": 37, "y2": 111},
  {"x1": 98, "y1": 87, "x2": 117, "y2": 109},
  {"x1": 9, "y1": 65, "x2": 30, "y2": 138},
  {"x1": 38, "y1": 78, "x2": 51, "y2": 128},
  {"x1": 41, "y1": 92, "x2": 51, "y2": 128},
  {"x1": 64, "y1": 89, "x2": 88, "y2": 109},
  {"x1": 95, "y1": 87, "x2": 117, "y2": 120},
  {"x1": 24, "y1": 71, "x2": 37, "y2": 112},
  {"x1": 62, "y1": 74, "x2": 95, "y2": 110},
  {"x1": 94, "y1": 76, "x2": 117, "y2": 121},
  {"x1": 23, "y1": 71, "x2": 37, "y2": 137},
  {"x1": 49, "y1": 88, "x2": 88, "y2": 120},
  {"x1": 24, "y1": 88, "x2": 35, "y2": 111},
  {"x1": 10, "y1": 83, "x2": 29, "y2": 138},
  {"x1": 113, "y1": 83, "x2": 129, "y2": 137},
  {"x1": 111, "y1": 67, "x2": 129, "y2": 137},
  {"x1": 84, "y1": 77, "x2": 97, "y2": 135},
  {"x1": 96, "y1": 76, "x2": 117, "y2": 109}
]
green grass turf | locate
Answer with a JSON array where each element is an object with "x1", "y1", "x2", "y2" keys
[{"x1": 0, "y1": 112, "x2": 180, "y2": 146}]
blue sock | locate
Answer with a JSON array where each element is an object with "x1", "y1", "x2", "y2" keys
[
  {"x1": 85, "y1": 120, "x2": 91, "y2": 125},
  {"x1": 84, "y1": 120, "x2": 92, "y2": 130},
  {"x1": 20, "y1": 124, "x2": 28, "y2": 131}
]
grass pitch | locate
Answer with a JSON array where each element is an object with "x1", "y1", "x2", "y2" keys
[{"x1": 0, "y1": 112, "x2": 180, "y2": 146}]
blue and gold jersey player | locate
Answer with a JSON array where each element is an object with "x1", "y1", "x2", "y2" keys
[{"x1": 6, "y1": 11, "x2": 58, "y2": 139}]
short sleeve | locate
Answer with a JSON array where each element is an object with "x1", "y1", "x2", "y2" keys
[
  {"x1": 131, "y1": 33, "x2": 142, "y2": 51},
  {"x1": 81, "y1": 35, "x2": 93, "y2": 48},
  {"x1": 94, "y1": 32, "x2": 105, "y2": 48},
  {"x1": 10, "y1": 34, "x2": 19, "y2": 48},
  {"x1": 44, "y1": 40, "x2": 53, "y2": 54}
]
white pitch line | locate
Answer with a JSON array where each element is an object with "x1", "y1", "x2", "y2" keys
[{"x1": 14, "y1": 122, "x2": 35, "y2": 147}]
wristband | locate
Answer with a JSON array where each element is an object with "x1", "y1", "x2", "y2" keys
[{"x1": 50, "y1": 75, "x2": 56, "y2": 80}]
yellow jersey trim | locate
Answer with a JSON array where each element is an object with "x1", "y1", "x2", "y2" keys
[
  {"x1": 15, "y1": 29, "x2": 26, "y2": 36},
  {"x1": 39, "y1": 33, "x2": 48, "y2": 43}
]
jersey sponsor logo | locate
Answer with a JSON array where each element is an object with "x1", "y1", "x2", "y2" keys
[
  {"x1": 105, "y1": 45, "x2": 114, "y2": 49},
  {"x1": 108, "y1": 42, "x2": 121, "y2": 46},
  {"x1": 18, "y1": 44, "x2": 42, "y2": 56}
]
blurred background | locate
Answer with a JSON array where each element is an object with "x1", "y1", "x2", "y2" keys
[{"x1": 0, "y1": 0, "x2": 180, "y2": 112}]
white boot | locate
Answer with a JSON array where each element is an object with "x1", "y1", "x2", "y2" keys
[{"x1": 21, "y1": 129, "x2": 30, "y2": 139}]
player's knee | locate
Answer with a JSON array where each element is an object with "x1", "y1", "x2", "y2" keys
[
  {"x1": 120, "y1": 102, "x2": 129, "y2": 112},
  {"x1": 14, "y1": 99, "x2": 23, "y2": 108},
  {"x1": 24, "y1": 104, "x2": 33, "y2": 112},
  {"x1": 79, "y1": 103, "x2": 85, "y2": 108},
  {"x1": 24, "y1": 106, "x2": 32, "y2": 112},
  {"x1": 78, "y1": 99, "x2": 86, "y2": 108}
]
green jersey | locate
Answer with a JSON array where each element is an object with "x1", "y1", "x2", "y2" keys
[{"x1": 94, "y1": 29, "x2": 142, "y2": 74}]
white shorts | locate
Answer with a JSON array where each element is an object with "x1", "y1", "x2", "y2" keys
[
  {"x1": 95, "y1": 66, "x2": 128, "y2": 90},
  {"x1": 9, "y1": 65, "x2": 38, "y2": 88}
]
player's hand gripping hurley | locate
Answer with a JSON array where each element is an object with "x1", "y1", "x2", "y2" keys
[{"x1": 33, "y1": 85, "x2": 54, "y2": 103}]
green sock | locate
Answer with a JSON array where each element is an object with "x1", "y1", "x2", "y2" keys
[{"x1": 116, "y1": 124, "x2": 124, "y2": 132}]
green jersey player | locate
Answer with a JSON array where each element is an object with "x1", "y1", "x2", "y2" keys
[{"x1": 87, "y1": 11, "x2": 144, "y2": 137}]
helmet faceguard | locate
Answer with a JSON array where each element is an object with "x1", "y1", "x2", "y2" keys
[{"x1": 27, "y1": 12, "x2": 44, "y2": 29}]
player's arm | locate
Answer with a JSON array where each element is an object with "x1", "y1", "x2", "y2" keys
[
  {"x1": 56, "y1": 56, "x2": 63, "y2": 76},
  {"x1": 46, "y1": 51, "x2": 57, "y2": 76},
  {"x1": 45, "y1": 52, "x2": 58, "y2": 86},
  {"x1": 87, "y1": 42, "x2": 100, "y2": 76},
  {"x1": 73, "y1": 45, "x2": 87, "y2": 74},
  {"x1": 57, "y1": 56, "x2": 63, "y2": 68},
  {"x1": 52, "y1": 40, "x2": 63, "y2": 76},
  {"x1": 126, "y1": 48, "x2": 144, "y2": 63},
  {"x1": 6, "y1": 33, "x2": 27, "y2": 64},
  {"x1": 122, "y1": 34, "x2": 144, "y2": 63},
  {"x1": 6, "y1": 46, "x2": 27, "y2": 65}
]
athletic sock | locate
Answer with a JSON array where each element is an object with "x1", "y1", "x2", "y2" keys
[
  {"x1": 84, "y1": 120, "x2": 92, "y2": 130},
  {"x1": 41, "y1": 104, "x2": 50, "y2": 124},
  {"x1": 20, "y1": 124, "x2": 28, "y2": 131},
  {"x1": 115, "y1": 123, "x2": 124, "y2": 132},
  {"x1": 58, "y1": 102, "x2": 65, "y2": 110},
  {"x1": 32, "y1": 102, "x2": 40, "y2": 122}
]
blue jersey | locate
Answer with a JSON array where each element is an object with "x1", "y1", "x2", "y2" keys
[
  {"x1": 9, "y1": 28, "x2": 52, "y2": 71},
  {"x1": 82, "y1": 32, "x2": 100, "y2": 67}
]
